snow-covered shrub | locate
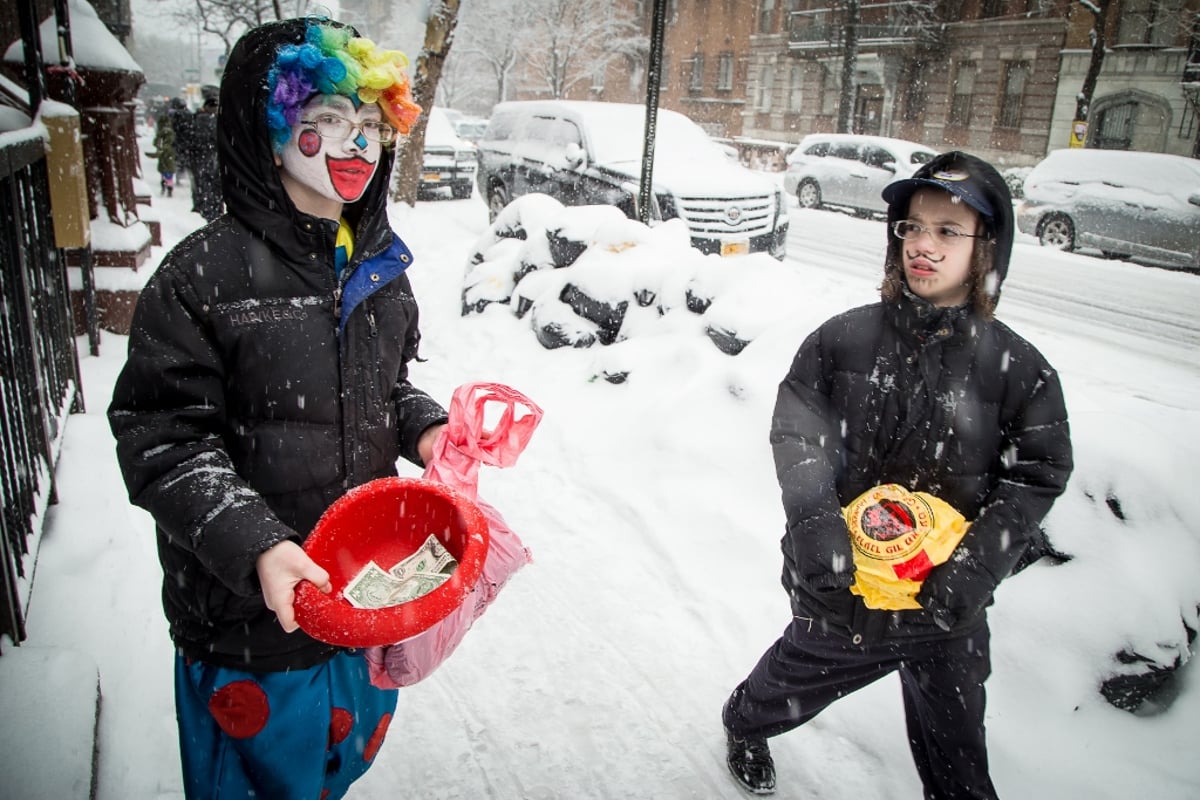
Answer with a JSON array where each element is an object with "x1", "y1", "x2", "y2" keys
[{"x1": 461, "y1": 193, "x2": 801, "y2": 358}]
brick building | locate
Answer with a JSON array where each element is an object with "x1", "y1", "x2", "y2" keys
[{"x1": 508, "y1": 0, "x2": 1200, "y2": 165}]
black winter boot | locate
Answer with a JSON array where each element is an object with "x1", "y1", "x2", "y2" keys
[{"x1": 726, "y1": 731, "x2": 776, "y2": 795}]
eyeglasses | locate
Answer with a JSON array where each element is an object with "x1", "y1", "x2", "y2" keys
[
  {"x1": 299, "y1": 113, "x2": 396, "y2": 144},
  {"x1": 892, "y1": 220, "x2": 989, "y2": 247}
]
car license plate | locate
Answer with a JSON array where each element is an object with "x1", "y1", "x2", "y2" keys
[
  {"x1": 422, "y1": 173, "x2": 441, "y2": 182},
  {"x1": 721, "y1": 241, "x2": 749, "y2": 257}
]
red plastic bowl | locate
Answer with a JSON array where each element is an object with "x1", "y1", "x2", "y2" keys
[{"x1": 294, "y1": 477, "x2": 489, "y2": 647}]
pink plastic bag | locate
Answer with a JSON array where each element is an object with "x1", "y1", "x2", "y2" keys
[{"x1": 364, "y1": 382, "x2": 542, "y2": 688}]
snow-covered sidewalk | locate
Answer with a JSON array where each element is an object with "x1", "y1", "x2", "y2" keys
[{"x1": 3, "y1": 170, "x2": 1199, "y2": 798}]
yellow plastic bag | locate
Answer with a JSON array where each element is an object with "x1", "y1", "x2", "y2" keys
[{"x1": 843, "y1": 484, "x2": 969, "y2": 610}]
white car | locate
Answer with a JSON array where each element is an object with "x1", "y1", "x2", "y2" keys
[
  {"x1": 783, "y1": 133, "x2": 938, "y2": 215},
  {"x1": 419, "y1": 107, "x2": 477, "y2": 200},
  {"x1": 1016, "y1": 148, "x2": 1200, "y2": 270}
]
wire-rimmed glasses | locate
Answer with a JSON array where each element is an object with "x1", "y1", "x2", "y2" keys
[
  {"x1": 299, "y1": 113, "x2": 397, "y2": 144},
  {"x1": 891, "y1": 220, "x2": 989, "y2": 247}
]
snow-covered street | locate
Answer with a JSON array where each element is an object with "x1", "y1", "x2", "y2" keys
[{"x1": 9, "y1": 177, "x2": 1200, "y2": 799}]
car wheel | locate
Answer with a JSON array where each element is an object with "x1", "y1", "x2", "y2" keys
[
  {"x1": 1039, "y1": 214, "x2": 1075, "y2": 251},
  {"x1": 487, "y1": 183, "x2": 510, "y2": 222},
  {"x1": 796, "y1": 179, "x2": 822, "y2": 209}
]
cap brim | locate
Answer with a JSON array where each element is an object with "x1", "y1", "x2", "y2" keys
[{"x1": 882, "y1": 177, "x2": 995, "y2": 220}]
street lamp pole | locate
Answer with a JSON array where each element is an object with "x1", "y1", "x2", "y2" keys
[{"x1": 637, "y1": 0, "x2": 668, "y2": 225}]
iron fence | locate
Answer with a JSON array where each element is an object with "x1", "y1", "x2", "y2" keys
[{"x1": 0, "y1": 132, "x2": 84, "y2": 650}]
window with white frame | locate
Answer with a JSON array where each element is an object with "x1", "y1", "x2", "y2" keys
[
  {"x1": 717, "y1": 53, "x2": 734, "y2": 91},
  {"x1": 789, "y1": 63, "x2": 804, "y2": 111},
  {"x1": 820, "y1": 64, "x2": 838, "y2": 115},
  {"x1": 689, "y1": 54, "x2": 705, "y2": 91},
  {"x1": 758, "y1": 63, "x2": 775, "y2": 112},
  {"x1": 760, "y1": 0, "x2": 776, "y2": 33}
]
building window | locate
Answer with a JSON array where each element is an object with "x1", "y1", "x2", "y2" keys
[
  {"x1": 996, "y1": 61, "x2": 1030, "y2": 129},
  {"x1": 948, "y1": 60, "x2": 975, "y2": 126},
  {"x1": 1116, "y1": 0, "x2": 1182, "y2": 46},
  {"x1": 820, "y1": 64, "x2": 839, "y2": 115},
  {"x1": 760, "y1": 0, "x2": 776, "y2": 33},
  {"x1": 689, "y1": 54, "x2": 705, "y2": 91},
  {"x1": 757, "y1": 64, "x2": 775, "y2": 112},
  {"x1": 789, "y1": 63, "x2": 804, "y2": 110},
  {"x1": 627, "y1": 53, "x2": 646, "y2": 94},
  {"x1": 717, "y1": 53, "x2": 734, "y2": 91},
  {"x1": 981, "y1": 0, "x2": 1004, "y2": 18},
  {"x1": 902, "y1": 69, "x2": 925, "y2": 122}
]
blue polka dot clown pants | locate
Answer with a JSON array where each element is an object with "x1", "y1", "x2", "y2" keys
[{"x1": 174, "y1": 650, "x2": 398, "y2": 799}]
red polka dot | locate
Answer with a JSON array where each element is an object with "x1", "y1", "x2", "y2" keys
[
  {"x1": 362, "y1": 712, "x2": 392, "y2": 762},
  {"x1": 298, "y1": 129, "x2": 322, "y2": 157},
  {"x1": 329, "y1": 707, "x2": 353, "y2": 746},
  {"x1": 320, "y1": 791, "x2": 329, "y2": 800},
  {"x1": 208, "y1": 680, "x2": 270, "y2": 739}
]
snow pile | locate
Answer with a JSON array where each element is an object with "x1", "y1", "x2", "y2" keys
[{"x1": 462, "y1": 193, "x2": 804, "y2": 360}]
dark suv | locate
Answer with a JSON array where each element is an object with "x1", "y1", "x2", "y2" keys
[{"x1": 475, "y1": 101, "x2": 788, "y2": 259}]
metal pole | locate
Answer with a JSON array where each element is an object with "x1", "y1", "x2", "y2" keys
[
  {"x1": 16, "y1": 0, "x2": 46, "y2": 112},
  {"x1": 836, "y1": 0, "x2": 859, "y2": 134},
  {"x1": 637, "y1": 0, "x2": 668, "y2": 225}
]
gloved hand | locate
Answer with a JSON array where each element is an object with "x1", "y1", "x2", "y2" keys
[{"x1": 916, "y1": 549, "x2": 999, "y2": 631}]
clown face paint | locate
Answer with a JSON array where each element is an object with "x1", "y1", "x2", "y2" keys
[{"x1": 277, "y1": 93, "x2": 383, "y2": 218}]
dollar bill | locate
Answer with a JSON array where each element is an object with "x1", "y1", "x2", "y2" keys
[
  {"x1": 343, "y1": 535, "x2": 459, "y2": 610},
  {"x1": 389, "y1": 534, "x2": 457, "y2": 582}
]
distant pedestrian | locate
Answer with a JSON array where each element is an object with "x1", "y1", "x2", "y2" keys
[
  {"x1": 191, "y1": 86, "x2": 222, "y2": 221},
  {"x1": 151, "y1": 114, "x2": 176, "y2": 197},
  {"x1": 166, "y1": 97, "x2": 193, "y2": 187}
]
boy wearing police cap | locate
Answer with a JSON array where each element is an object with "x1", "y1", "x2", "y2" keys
[{"x1": 722, "y1": 152, "x2": 1073, "y2": 797}]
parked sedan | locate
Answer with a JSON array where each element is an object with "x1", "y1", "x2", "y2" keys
[
  {"x1": 1017, "y1": 148, "x2": 1200, "y2": 270},
  {"x1": 783, "y1": 133, "x2": 938, "y2": 215},
  {"x1": 419, "y1": 107, "x2": 477, "y2": 200}
]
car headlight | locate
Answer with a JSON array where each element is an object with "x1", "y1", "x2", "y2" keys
[
  {"x1": 656, "y1": 192, "x2": 678, "y2": 221},
  {"x1": 455, "y1": 150, "x2": 476, "y2": 164}
]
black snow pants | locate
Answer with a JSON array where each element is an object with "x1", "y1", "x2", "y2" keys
[{"x1": 723, "y1": 614, "x2": 998, "y2": 800}]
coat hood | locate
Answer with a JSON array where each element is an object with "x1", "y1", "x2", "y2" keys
[
  {"x1": 217, "y1": 18, "x2": 398, "y2": 264},
  {"x1": 882, "y1": 151, "x2": 1014, "y2": 289}
]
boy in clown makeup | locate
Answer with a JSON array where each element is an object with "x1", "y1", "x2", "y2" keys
[{"x1": 108, "y1": 18, "x2": 446, "y2": 799}]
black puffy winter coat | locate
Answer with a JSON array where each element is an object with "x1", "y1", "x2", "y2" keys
[
  {"x1": 773, "y1": 289, "x2": 1073, "y2": 642},
  {"x1": 108, "y1": 19, "x2": 447, "y2": 672}
]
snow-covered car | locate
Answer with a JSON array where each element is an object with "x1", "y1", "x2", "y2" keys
[
  {"x1": 1016, "y1": 148, "x2": 1200, "y2": 270},
  {"x1": 419, "y1": 107, "x2": 477, "y2": 200},
  {"x1": 453, "y1": 116, "x2": 489, "y2": 144},
  {"x1": 475, "y1": 100, "x2": 788, "y2": 260},
  {"x1": 783, "y1": 133, "x2": 938, "y2": 215}
]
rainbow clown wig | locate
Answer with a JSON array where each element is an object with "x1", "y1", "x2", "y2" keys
[{"x1": 266, "y1": 21, "x2": 421, "y2": 152}]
